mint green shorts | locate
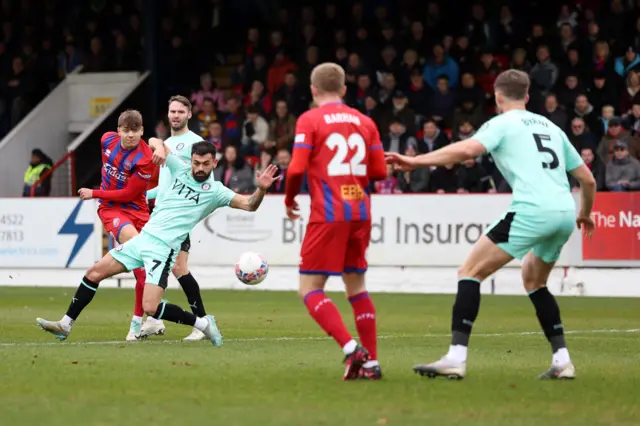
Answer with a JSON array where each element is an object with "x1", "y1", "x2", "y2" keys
[
  {"x1": 110, "y1": 232, "x2": 178, "y2": 289},
  {"x1": 485, "y1": 210, "x2": 575, "y2": 263}
]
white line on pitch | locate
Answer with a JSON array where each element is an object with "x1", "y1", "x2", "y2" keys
[{"x1": 0, "y1": 328, "x2": 637, "y2": 348}]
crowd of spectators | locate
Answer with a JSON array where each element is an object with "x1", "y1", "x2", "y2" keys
[{"x1": 4, "y1": 0, "x2": 640, "y2": 194}]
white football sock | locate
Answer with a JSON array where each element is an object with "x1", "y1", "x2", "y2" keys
[
  {"x1": 194, "y1": 317, "x2": 208, "y2": 332},
  {"x1": 342, "y1": 339, "x2": 357, "y2": 355},
  {"x1": 363, "y1": 360, "x2": 379, "y2": 368},
  {"x1": 446, "y1": 344, "x2": 468, "y2": 363},
  {"x1": 552, "y1": 348, "x2": 571, "y2": 367},
  {"x1": 60, "y1": 315, "x2": 74, "y2": 331}
]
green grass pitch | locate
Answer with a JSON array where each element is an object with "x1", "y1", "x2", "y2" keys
[{"x1": 0, "y1": 287, "x2": 639, "y2": 425}]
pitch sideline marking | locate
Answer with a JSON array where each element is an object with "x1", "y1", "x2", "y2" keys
[{"x1": 0, "y1": 328, "x2": 638, "y2": 348}]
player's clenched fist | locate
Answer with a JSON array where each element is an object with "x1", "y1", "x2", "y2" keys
[
  {"x1": 148, "y1": 137, "x2": 167, "y2": 165},
  {"x1": 285, "y1": 199, "x2": 300, "y2": 221},
  {"x1": 78, "y1": 188, "x2": 93, "y2": 200}
]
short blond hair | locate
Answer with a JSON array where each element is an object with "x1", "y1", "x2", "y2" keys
[
  {"x1": 310, "y1": 63, "x2": 345, "y2": 95},
  {"x1": 494, "y1": 69, "x2": 530, "y2": 101}
]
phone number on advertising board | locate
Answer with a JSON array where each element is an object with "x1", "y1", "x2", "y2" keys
[{"x1": 0, "y1": 214, "x2": 25, "y2": 242}]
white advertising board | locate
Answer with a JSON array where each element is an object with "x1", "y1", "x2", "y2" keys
[
  {"x1": 0, "y1": 199, "x2": 102, "y2": 268},
  {"x1": 188, "y1": 195, "x2": 582, "y2": 267}
]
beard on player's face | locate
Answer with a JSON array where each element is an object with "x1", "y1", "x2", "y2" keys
[
  {"x1": 171, "y1": 119, "x2": 187, "y2": 132},
  {"x1": 192, "y1": 169, "x2": 212, "y2": 182}
]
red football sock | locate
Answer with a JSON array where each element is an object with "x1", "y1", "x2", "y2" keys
[
  {"x1": 304, "y1": 290, "x2": 353, "y2": 348},
  {"x1": 349, "y1": 292, "x2": 377, "y2": 360},
  {"x1": 133, "y1": 268, "x2": 146, "y2": 317}
]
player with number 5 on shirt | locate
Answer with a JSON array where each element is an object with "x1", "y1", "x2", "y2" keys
[
  {"x1": 284, "y1": 63, "x2": 387, "y2": 381},
  {"x1": 386, "y1": 69, "x2": 597, "y2": 381}
]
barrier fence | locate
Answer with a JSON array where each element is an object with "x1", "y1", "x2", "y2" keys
[{"x1": 0, "y1": 194, "x2": 638, "y2": 269}]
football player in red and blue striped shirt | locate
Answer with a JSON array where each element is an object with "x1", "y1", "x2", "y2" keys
[
  {"x1": 77, "y1": 110, "x2": 156, "y2": 341},
  {"x1": 284, "y1": 63, "x2": 387, "y2": 381}
]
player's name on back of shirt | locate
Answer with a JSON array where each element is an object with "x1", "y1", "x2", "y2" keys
[
  {"x1": 520, "y1": 116, "x2": 549, "y2": 128},
  {"x1": 323, "y1": 112, "x2": 362, "y2": 126}
]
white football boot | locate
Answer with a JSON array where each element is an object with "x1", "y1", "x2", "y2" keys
[
  {"x1": 183, "y1": 327, "x2": 206, "y2": 341},
  {"x1": 538, "y1": 363, "x2": 576, "y2": 379},
  {"x1": 413, "y1": 357, "x2": 466, "y2": 380},
  {"x1": 139, "y1": 318, "x2": 166, "y2": 339}
]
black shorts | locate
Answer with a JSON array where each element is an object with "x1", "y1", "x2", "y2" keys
[{"x1": 180, "y1": 234, "x2": 191, "y2": 253}]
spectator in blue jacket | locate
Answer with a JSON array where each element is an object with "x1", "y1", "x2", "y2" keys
[
  {"x1": 614, "y1": 46, "x2": 640, "y2": 77},
  {"x1": 422, "y1": 43, "x2": 459, "y2": 90}
]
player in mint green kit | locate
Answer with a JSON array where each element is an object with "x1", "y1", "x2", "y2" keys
[
  {"x1": 36, "y1": 141, "x2": 280, "y2": 345},
  {"x1": 386, "y1": 70, "x2": 597, "y2": 380},
  {"x1": 142, "y1": 95, "x2": 213, "y2": 341}
]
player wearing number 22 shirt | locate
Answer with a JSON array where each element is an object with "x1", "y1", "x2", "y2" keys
[
  {"x1": 286, "y1": 103, "x2": 387, "y2": 275},
  {"x1": 284, "y1": 63, "x2": 387, "y2": 382}
]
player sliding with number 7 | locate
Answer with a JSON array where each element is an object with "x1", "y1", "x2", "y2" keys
[
  {"x1": 386, "y1": 69, "x2": 596, "y2": 381},
  {"x1": 36, "y1": 140, "x2": 280, "y2": 345}
]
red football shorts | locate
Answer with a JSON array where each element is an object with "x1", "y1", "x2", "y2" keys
[
  {"x1": 98, "y1": 207, "x2": 149, "y2": 244},
  {"x1": 299, "y1": 221, "x2": 371, "y2": 276}
]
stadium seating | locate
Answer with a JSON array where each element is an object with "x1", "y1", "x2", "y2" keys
[{"x1": 2, "y1": 0, "x2": 640, "y2": 194}]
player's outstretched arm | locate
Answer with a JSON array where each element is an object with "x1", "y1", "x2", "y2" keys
[
  {"x1": 386, "y1": 139, "x2": 486, "y2": 169},
  {"x1": 81, "y1": 178, "x2": 148, "y2": 203},
  {"x1": 230, "y1": 164, "x2": 280, "y2": 212},
  {"x1": 81, "y1": 163, "x2": 153, "y2": 203}
]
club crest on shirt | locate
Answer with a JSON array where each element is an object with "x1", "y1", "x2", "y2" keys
[
  {"x1": 105, "y1": 149, "x2": 111, "y2": 155},
  {"x1": 113, "y1": 218, "x2": 120, "y2": 227},
  {"x1": 176, "y1": 143, "x2": 185, "y2": 150},
  {"x1": 124, "y1": 161, "x2": 132, "y2": 170},
  {"x1": 201, "y1": 183, "x2": 211, "y2": 191}
]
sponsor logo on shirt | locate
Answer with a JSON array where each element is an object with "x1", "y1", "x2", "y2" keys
[{"x1": 103, "y1": 163, "x2": 128, "y2": 182}]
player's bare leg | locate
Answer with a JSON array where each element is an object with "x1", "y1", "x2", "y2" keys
[
  {"x1": 141, "y1": 283, "x2": 222, "y2": 347},
  {"x1": 344, "y1": 272, "x2": 380, "y2": 380},
  {"x1": 522, "y1": 252, "x2": 575, "y2": 379},
  {"x1": 413, "y1": 236, "x2": 512, "y2": 380},
  {"x1": 174, "y1": 249, "x2": 209, "y2": 341},
  {"x1": 36, "y1": 254, "x2": 126, "y2": 340},
  {"x1": 300, "y1": 274, "x2": 368, "y2": 380},
  {"x1": 116, "y1": 224, "x2": 159, "y2": 341}
]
